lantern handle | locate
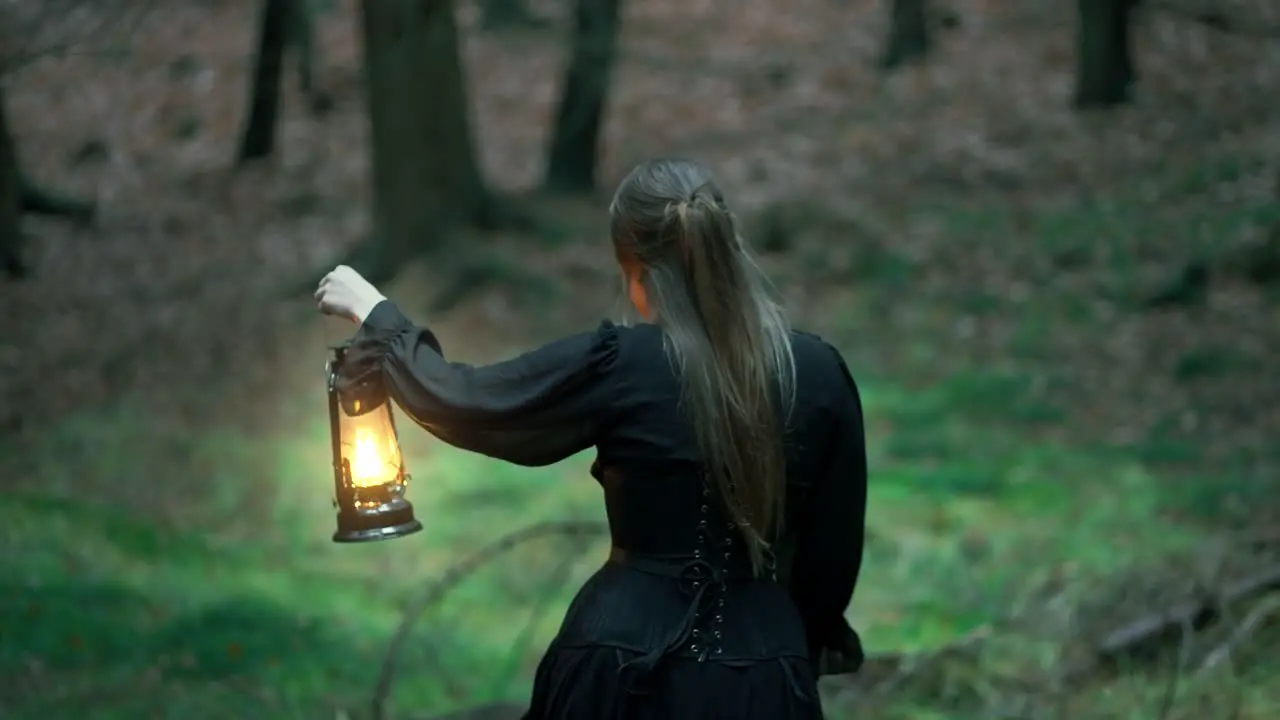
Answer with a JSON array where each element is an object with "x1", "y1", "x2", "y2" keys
[{"x1": 327, "y1": 357, "x2": 351, "y2": 511}]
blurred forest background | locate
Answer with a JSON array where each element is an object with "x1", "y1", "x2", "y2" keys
[{"x1": 1, "y1": 0, "x2": 1278, "y2": 718}]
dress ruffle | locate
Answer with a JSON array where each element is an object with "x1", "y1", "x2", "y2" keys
[{"x1": 524, "y1": 645, "x2": 823, "y2": 720}]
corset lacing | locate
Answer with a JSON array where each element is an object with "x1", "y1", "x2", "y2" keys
[{"x1": 612, "y1": 480, "x2": 791, "y2": 712}]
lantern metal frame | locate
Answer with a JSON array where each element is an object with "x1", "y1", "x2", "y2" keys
[{"x1": 327, "y1": 347, "x2": 423, "y2": 543}]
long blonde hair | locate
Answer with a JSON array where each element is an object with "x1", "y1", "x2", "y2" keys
[{"x1": 609, "y1": 158, "x2": 796, "y2": 576}]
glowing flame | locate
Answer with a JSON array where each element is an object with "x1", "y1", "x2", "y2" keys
[{"x1": 350, "y1": 428, "x2": 396, "y2": 487}]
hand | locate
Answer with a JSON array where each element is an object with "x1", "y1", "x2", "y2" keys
[{"x1": 315, "y1": 265, "x2": 387, "y2": 324}]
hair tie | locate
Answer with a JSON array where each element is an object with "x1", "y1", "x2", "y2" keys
[{"x1": 672, "y1": 198, "x2": 694, "y2": 264}]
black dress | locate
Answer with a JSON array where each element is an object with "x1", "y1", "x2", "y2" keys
[{"x1": 338, "y1": 301, "x2": 869, "y2": 720}]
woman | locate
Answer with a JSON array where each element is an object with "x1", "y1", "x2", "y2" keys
[{"x1": 315, "y1": 158, "x2": 868, "y2": 719}]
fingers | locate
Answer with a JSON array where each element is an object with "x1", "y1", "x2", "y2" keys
[
  {"x1": 314, "y1": 266, "x2": 358, "y2": 317},
  {"x1": 314, "y1": 274, "x2": 328, "y2": 310},
  {"x1": 314, "y1": 267, "x2": 352, "y2": 318},
  {"x1": 315, "y1": 271, "x2": 333, "y2": 314}
]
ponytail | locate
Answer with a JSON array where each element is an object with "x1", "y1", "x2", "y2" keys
[
  {"x1": 610, "y1": 159, "x2": 796, "y2": 577},
  {"x1": 664, "y1": 184, "x2": 796, "y2": 576}
]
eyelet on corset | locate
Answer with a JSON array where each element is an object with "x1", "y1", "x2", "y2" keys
[{"x1": 683, "y1": 483, "x2": 731, "y2": 660}]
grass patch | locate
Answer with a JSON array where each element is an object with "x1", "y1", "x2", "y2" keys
[
  {"x1": 0, "y1": 345, "x2": 1266, "y2": 718},
  {"x1": 0, "y1": 399, "x2": 607, "y2": 718},
  {"x1": 852, "y1": 377, "x2": 1204, "y2": 656}
]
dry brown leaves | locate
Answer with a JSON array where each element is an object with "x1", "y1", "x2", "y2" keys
[{"x1": 0, "y1": 0, "x2": 1275, "y2": 511}]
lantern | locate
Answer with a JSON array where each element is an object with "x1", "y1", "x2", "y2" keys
[{"x1": 327, "y1": 345, "x2": 422, "y2": 543}]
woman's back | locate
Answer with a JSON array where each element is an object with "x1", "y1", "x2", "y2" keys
[
  {"x1": 330, "y1": 157, "x2": 867, "y2": 719},
  {"x1": 337, "y1": 306, "x2": 867, "y2": 719},
  {"x1": 544, "y1": 322, "x2": 867, "y2": 719},
  {"x1": 590, "y1": 322, "x2": 858, "y2": 566}
]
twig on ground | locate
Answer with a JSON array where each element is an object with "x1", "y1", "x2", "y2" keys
[
  {"x1": 1089, "y1": 562, "x2": 1280, "y2": 671},
  {"x1": 369, "y1": 520, "x2": 607, "y2": 720},
  {"x1": 1195, "y1": 594, "x2": 1280, "y2": 678},
  {"x1": 500, "y1": 541, "x2": 593, "y2": 686}
]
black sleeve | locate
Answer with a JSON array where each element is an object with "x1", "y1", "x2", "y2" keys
[
  {"x1": 333, "y1": 300, "x2": 621, "y2": 467},
  {"x1": 788, "y1": 342, "x2": 868, "y2": 672}
]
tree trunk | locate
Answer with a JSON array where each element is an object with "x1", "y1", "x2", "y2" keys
[
  {"x1": 543, "y1": 0, "x2": 622, "y2": 194},
  {"x1": 1074, "y1": 0, "x2": 1138, "y2": 108},
  {"x1": 238, "y1": 0, "x2": 291, "y2": 162},
  {"x1": 480, "y1": 0, "x2": 546, "y2": 31},
  {"x1": 880, "y1": 0, "x2": 930, "y2": 70},
  {"x1": 290, "y1": 0, "x2": 333, "y2": 114},
  {"x1": 357, "y1": 0, "x2": 486, "y2": 281},
  {"x1": 292, "y1": 0, "x2": 316, "y2": 96},
  {"x1": 0, "y1": 87, "x2": 24, "y2": 278}
]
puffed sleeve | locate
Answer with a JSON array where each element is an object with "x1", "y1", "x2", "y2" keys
[
  {"x1": 787, "y1": 342, "x2": 868, "y2": 674},
  {"x1": 333, "y1": 300, "x2": 621, "y2": 467}
]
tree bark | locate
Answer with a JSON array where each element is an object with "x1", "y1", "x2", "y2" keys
[
  {"x1": 543, "y1": 0, "x2": 622, "y2": 194},
  {"x1": 289, "y1": 0, "x2": 333, "y2": 114},
  {"x1": 880, "y1": 0, "x2": 931, "y2": 70},
  {"x1": 291, "y1": 0, "x2": 316, "y2": 96},
  {"x1": 1074, "y1": 0, "x2": 1139, "y2": 108},
  {"x1": 0, "y1": 87, "x2": 24, "y2": 278},
  {"x1": 356, "y1": 0, "x2": 486, "y2": 281},
  {"x1": 480, "y1": 0, "x2": 546, "y2": 31},
  {"x1": 237, "y1": 0, "x2": 291, "y2": 162}
]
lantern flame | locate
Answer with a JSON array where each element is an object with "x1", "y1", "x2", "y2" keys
[{"x1": 349, "y1": 428, "x2": 397, "y2": 488}]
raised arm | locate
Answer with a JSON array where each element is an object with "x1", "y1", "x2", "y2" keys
[
  {"x1": 787, "y1": 343, "x2": 869, "y2": 673},
  {"x1": 334, "y1": 300, "x2": 621, "y2": 467}
]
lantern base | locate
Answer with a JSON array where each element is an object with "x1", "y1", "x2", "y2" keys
[
  {"x1": 333, "y1": 519, "x2": 423, "y2": 543},
  {"x1": 333, "y1": 496, "x2": 423, "y2": 543}
]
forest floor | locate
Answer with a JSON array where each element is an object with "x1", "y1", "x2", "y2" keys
[{"x1": 1, "y1": 0, "x2": 1278, "y2": 718}]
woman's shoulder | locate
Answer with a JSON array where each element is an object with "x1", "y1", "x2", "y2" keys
[
  {"x1": 789, "y1": 328, "x2": 845, "y2": 363},
  {"x1": 575, "y1": 319, "x2": 663, "y2": 363},
  {"x1": 788, "y1": 329, "x2": 860, "y2": 398}
]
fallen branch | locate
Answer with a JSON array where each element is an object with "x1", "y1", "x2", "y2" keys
[
  {"x1": 20, "y1": 174, "x2": 95, "y2": 222},
  {"x1": 496, "y1": 542, "x2": 592, "y2": 690},
  {"x1": 1194, "y1": 593, "x2": 1280, "y2": 678},
  {"x1": 374, "y1": 548, "x2": 1279, "y2": 719},
  {"x1": 370, "y1": 520, "x2": 608, "y2": 720},
  {"x1": 822, "y1": 560, "x2": 1280, "y2": 715},
  {"x1": 1092, "y1": 562, "x2": 1280, "y2": 665}
]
